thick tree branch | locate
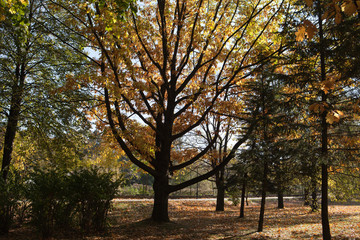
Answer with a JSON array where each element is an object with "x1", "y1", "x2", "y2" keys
[
  {"x1": 168, "y1": 115, "x2": 258, "y2": 193},
  {"x1": 104, "y1": 87, "x2": 157, "y2": 176},
  {"x1": 170, "y1": 133, "x2": 218, "y2": 172}
]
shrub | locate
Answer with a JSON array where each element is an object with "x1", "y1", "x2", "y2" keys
[
  {"x1": 26, "y1": 168, "x2": 73, "y2": 239},
  {"x1": 0, "y1": 170, "x2": 24, "y2": 235},
  {"x1": 25, "y1": 166, "x2": 121, "y2": 237},
  {"x1": 226, "y1": 186, "x2": 241, "y2": 206},
  {"x1": 68, "y1": 167, "x2": 122, "y2": 232}
]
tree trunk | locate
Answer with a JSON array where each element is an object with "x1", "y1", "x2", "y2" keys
[
  {"x1": 258, "y1": 163, "x2": 267, "y2": 232},
  {"x1": 1, "y1": 77, "x2": 24, "y2": 181},
  {"x1": 1, "y1": 114, "x2": 19, "y2": 181},
  {"x1": 0, "y1": 87, "x2": 23, "y2": 234},
  {"x1": 216, "y1": 185, "x2": 225, "y2": 211},
  {"x1": 246, "y1": 191, "x2": 249, "y2": 206},
  {"x1": 304, "y1": 188, "x2": 310, "y2": 206},
  {"x1": 257, "y1": 184, "x2": 266, "y2": 232},
  {"x1": 317, "y1": 0, "x2": 331, "y2": 238},
  {"x1": 277, "y1": 190, "x2": 284, "y2": 209},
  {"x1": 311, "y1": 178, "x2": 319, "y2": 212},
  {"x1": 321, "y1": 164, "x2": 331, "y2": 240},
  {"x1": 196, "y1": 182, "x2": 199, "y2": 199},
  {"x1": 239, "y1": 174, "x2": 247, "y2": 218},
  {"x1": 215, "y1": 169, "x2": 225, "y2": 211},
  {"x1": 151, "y1": 177, "x2": 170, "y2": 222}
]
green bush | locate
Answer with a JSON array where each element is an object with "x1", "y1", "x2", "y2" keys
[
  {"x1": 26, "y1": 169, "x2": 73, "y2": 239},
  {"x1": 68, "y1": 167, "x2": 122, "y2": 232},
  {"x1": 0, "y1": 170, "x2": 24, "y2": 235},
  {"x1": 25, "y1": 167, "x2": 122, "y2": 238},
  {"x1": 226, "y1": 186, "x2": 241, "y2": 206}
]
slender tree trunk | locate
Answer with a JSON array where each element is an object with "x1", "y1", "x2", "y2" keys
[
  {"x1": 310, "y1": 177, "x2": 318, "y2": 212},
  {"x1": 246, "y1": 191, "x2": 249, "y2": 206},
  {"x1": 1, "y1": 110, "x2": 20, "y2": 180},
  {"x1": 258, "y1": 163, "x2": 268, "y2": 232},
  {"x1": 239, "y1": 173, "x2": 247, "y2": 218},
  {"x1": 277, "y1": 189, "x2": 284, "y2": 209},
  {"x1": 304, "y1": 187, "x2": 310, "y2": 206},
  {"x1": 258, "y1": 185, "x2": 266, "y2": 232},
  {"x1": 1, "y1": 66, "x2": 25, "y2": 235},
  {"x1": 320, "y1": 96, "x2": 331, "y2": 237},
  {"x1": 196, "y1": 182, "x2": 199, "y2": 199},
  {"x1": 215, "y1": 169, "x2": 225, "y2": 211},
  {"x1": 311, "y1": 189, "x2": 318, "y2": 211},
  {"x1": 1, "y1": 73, "x2": 24, "y2": 181},
  {"x1": 317, "y1": 0, "x2": 331, "y2": 238},
  {"x1": 321, "y1": 164, "x2": 331, "y2": 239}
]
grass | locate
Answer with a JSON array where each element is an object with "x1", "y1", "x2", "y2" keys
[{"x1": 1, "y1": 199, "x2": 359, "y2": 239}]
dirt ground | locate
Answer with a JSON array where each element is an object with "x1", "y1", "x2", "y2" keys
[{"x1": 1, "y1": 199, "x2": 360, "y2": 239}]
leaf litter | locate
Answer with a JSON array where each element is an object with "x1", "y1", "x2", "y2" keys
[{"x1": 1, "y1": 199, "x2": 359, "y2": 239}]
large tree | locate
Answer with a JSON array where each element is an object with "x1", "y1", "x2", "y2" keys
[
  {"x1": 0, "y1": 0, "x2": 90, "y2": 180},
  {"x1": 280, "y1": 0, "x2": 360, "y2": 238},
  {"x1": 62, "y1": 0, "x2": 286, "y2": 222},
  {"x1": 0, "y1": 0, "x2": 91, "y2": 234}
]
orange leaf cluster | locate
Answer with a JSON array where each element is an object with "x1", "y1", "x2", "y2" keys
[{"x1": 295, "y1": 20, "x2": 318, "y2": 42}]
